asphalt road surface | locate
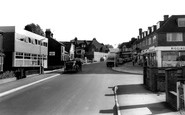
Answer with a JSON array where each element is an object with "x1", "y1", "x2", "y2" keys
[{"x1": 0, "y1": 62, "x2": 126, "y2": 115}]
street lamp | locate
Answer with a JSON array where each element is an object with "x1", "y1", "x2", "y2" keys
[{"x1": 39, "y1": 38, "x2": 45, "y2": 74}]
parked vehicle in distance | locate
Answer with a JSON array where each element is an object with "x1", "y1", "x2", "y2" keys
[{"x1": 106, "y1": 53, "x2": 118, "y2": 67}]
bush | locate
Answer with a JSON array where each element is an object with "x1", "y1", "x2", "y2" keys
[{"x1": 0, "y1": 71, "x2": 15, "y2": 79}]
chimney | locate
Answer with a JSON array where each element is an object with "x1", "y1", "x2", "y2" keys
[
  {"x1": 137, "y1": 35, "x2": 140, "y2": 40},
  {"x1": 139, "y1": 28, "x2": 142, "y2": 39},
  {"x1": 142, "y1": 32, "x2": 145, "y2": 38},
  {"x1": 148, "y1": 27, "x2": 152, "y2": 34},
  {"x1": 164, "y1": 15, "x2": 169, "y2": 21},
  {"x1": 45, "y1": 29, "x2": 52, "y2": 38},
  {"x1": 153, "y1": 25, "x2": 157, "y2": 31},
  {"x1": 145, "y1": 31, "x2": 148, "y2": 36},
  {"x1": 139, "y1": 28, "x2": 142, "y2": 36}
]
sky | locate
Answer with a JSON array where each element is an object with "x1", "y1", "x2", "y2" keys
[{"x1": 0, "y1": 0, "x2": 185, "y2": 48}]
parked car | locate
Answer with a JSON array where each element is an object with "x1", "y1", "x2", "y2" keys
[{"x1": 63, "y1": 59, "x2": 82, "y2": 73}]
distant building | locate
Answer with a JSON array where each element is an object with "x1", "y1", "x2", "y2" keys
[
  {"x1": 71, "y1": 37, "x2": 109, "y2": 61},
  {"x1": 60, "y1": 42, "x2": 75, "y2": 60}
]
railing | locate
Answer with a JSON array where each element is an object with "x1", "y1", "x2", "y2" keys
[
  {"x1": 177, "y1": 81, "x2": 185, "y2": 114},
  {"x1": 165, "y1": 67, "x2": 185, "y2": 111}
]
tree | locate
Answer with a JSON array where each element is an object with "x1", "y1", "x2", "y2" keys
[
  {"x1": 105, "y1": 44, "x2": 113, "y2": 48},
  {"x1": 24, "y1": 23, "x2": 45, "y2": 36}
]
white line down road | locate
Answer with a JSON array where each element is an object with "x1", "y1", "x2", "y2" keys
[{"x1": 0, "y1": 74, "x2": 60, "y2": 97}]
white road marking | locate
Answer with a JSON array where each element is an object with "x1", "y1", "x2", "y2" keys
[{"x1": 0, "y1": 74, "x2": 60, "y2": 97}]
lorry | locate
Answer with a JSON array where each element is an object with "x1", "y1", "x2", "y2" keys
[{"x1": 106, "y1": 52, "x2": 118, "y2": 67}]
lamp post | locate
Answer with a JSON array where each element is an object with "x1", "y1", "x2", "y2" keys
[{"x1": 39, "y1": 38, "x2": 45, "y2": 74}]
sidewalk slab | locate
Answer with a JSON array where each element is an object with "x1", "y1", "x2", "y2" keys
[
  {"x1": 112, "y1": 62, "x2": 181, "y2": 115},
  {"x1": 116, "y1": 84, "x2": 180, "y2": 115}
]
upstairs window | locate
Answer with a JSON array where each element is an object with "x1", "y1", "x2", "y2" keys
[
  {"x1": 167, "y1": 33, "x2": 183, "y2": 42},
  {"x1": 24, "y1": 53, "x2": 31, "y2": 59},
  {"x1": 148, "y1": 37, "x2": 151, "y2": 45},
  {"x1": 178, "y1": 18, "x2": 185, "y2": 27},
  {"x1": 15, "y1": 52, "x2": 23, "y2": 59}
]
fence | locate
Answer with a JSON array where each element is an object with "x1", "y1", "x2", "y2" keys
[{"x1": 165, "y1": 67, "x2": 185, "y2": 112}]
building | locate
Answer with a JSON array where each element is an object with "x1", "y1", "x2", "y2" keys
[
  {"x1": 60, "y1": 41, "x2": 75, "y2": 60},
  {"x1": 134, "y1": 15, "x2": 185, "y2": 68},
  {"x1": 71, "y1": 37, "x2": 109, "y2": 61},
  {"x1": 45, "y1": 29, "x2": 65, "y2": 69},
  {"x1": 131, "y1": 15, "x2": 185, "y2": 92},
  {"x1": 0, "y1": 31, "x2": 4, "y2": 72},
  {"x1": 0, "y1": 26, "x2": 48, "y2": 77}
]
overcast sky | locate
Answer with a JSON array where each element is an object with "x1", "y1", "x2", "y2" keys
[{"x1": 0, "y1": 0, "x2": 185, "y2": 47}]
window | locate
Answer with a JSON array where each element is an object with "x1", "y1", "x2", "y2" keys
[
  {"x1": 24, "y1": 53, "x2": 31, "y2": 59},
  {"x1": 148, "y1": 37, "x2": 151, "y2": 45},
  {"x1": 178, "y1": 18, "x2": 185, "y2": 27},
  {"x1": 43, "y1": 42, "x2": 48, "y2": 47},
  {"x1": 162, "y1": 52, "x2": 178, "y2": 61},
  {"x1": 38, "y1": 41, "x2": 41, "y2": 45},
  {"x1": 20, "y1": 38, "x2": 25, "y2": 41},
  {"x1": 153, "y1": 35, "x2": 156, "y2": 43},
  {"x1": 32, "y1": 54, "x2": 38, "y2": 60},
  {"x1": 35, "y1": 39, "x2": 38, "y2": 45},
  {"x1": 162, "y1": 51, "x2": 185, "y2": 67},
  {"x1": 167, "y1": 33, "x2": 183, "y2": 42},
  {"x1": 61, "y1": 46, "x2": 65, "y2": 54},
  {"x1": 16, "y1": 52, "x2": 23, "y2": 59}
]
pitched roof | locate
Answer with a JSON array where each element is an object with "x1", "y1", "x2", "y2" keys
[
  {"x1": 157, "y1": 15, "x2": 185, "y2": 32},
  {"x1": 60, "y1": 42, "x2": 72, "y2": 52}
]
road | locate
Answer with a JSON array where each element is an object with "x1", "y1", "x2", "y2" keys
[{"x1": 0, "y1": 62, "x2": 127, "y2": 115}]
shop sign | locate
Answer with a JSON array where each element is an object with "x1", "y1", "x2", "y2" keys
[
  {"x1": 171, "y1": 47, "x2": 185, "y2": 50},
  {"x1": 49, "y1": 52, "x2": 55, "y2": 56}
]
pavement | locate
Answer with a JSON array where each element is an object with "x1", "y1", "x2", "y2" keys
[{"x1": 112, "y1": 62, "x2": 181, "y2": 115}]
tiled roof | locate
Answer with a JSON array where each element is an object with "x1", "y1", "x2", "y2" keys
[
  {"x1": 157, "y1": 15, "x2": 185, "y2": 32},
  {"x1": 60, "y1": 42, "x2": 71, "y2": 52}
]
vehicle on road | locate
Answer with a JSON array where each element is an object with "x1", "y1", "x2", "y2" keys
[
  {"x1": 106, "y1": 53, "x2": 118, "y2": 67},
  {"x1": 63, "y1": 59, "x2": 82, "y2": 73}
]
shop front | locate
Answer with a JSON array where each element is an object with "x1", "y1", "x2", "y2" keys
[{"x1": 143, "y1": 46, "x2": 185, "y2": 92}]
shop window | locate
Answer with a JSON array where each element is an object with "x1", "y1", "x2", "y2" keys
[
  {"x1": 177, "y1": 52, "x2": 185, "y2": 61},
  {"x1": 162, "y1": 52, "x2": 178, "y2": 61},
  {"x1": 161, "y1": 51, "x2": 185, "y2": 67},
  {"x1": 167, "y1": 33, "x2": 183, "y2": 42}
]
